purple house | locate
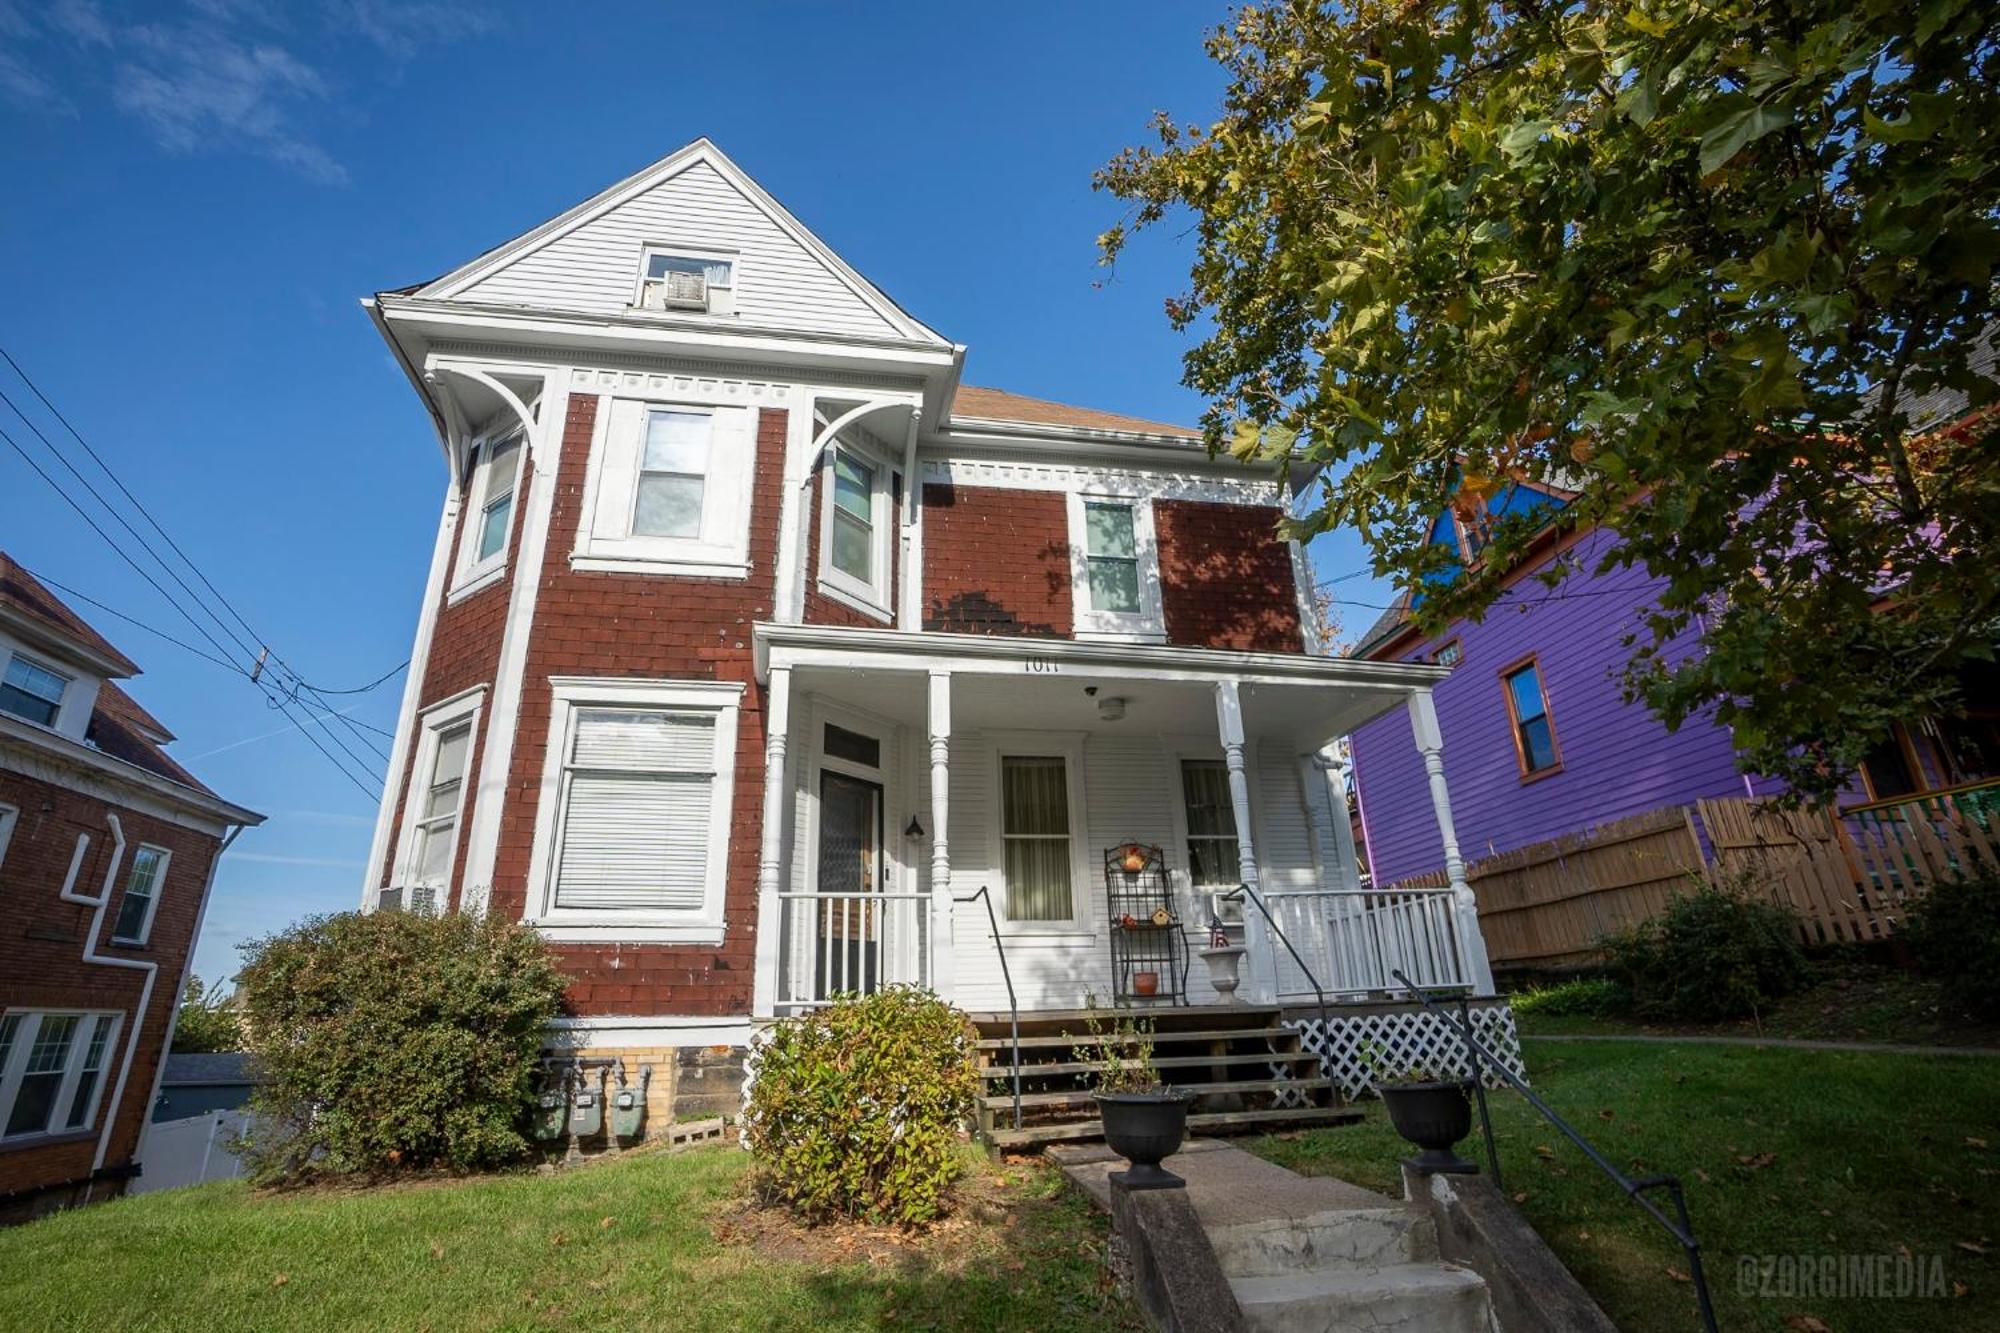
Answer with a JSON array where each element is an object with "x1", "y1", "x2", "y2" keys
[{"x1": 1346, "y1": 408, "x2": 2000, "y2": 890}]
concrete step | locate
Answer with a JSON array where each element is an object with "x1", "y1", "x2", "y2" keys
[
  {"x1": 1209, "y1": 1206, "x2": 1438, "y2": 1279},
  {"x1": 1232, "y1": 1263, "x2": 1494, "y2": 1333}
]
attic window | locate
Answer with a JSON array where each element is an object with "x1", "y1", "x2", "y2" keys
[
  {"x1": 637, "y1": 250, "x2": 734, "y2": 316},
  {"x1": 0, "y1": 654, "x2": 67, "y2": 727}
]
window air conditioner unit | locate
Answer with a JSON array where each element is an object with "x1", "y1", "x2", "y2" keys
[
  {"x1": 409, "y1": 886, "x2": 439, "y2": 915},
  {"x1": 646, "y1": 269, "x2": 707, "y2": 311},
  {"x1": 377, "y1": 887, "x2": 405, "y2": 913},
  {"x1": 377, "y1": 886, "x2": 438, "y2": 914}
]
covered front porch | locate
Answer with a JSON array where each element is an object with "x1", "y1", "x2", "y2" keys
[{"x1": 749, "y1": 625, "x2": 1495, "y2": 1023}]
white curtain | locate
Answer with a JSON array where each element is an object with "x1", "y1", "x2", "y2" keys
[{"x1": 1002, "y1": 756, "x2": 1072, "y2": 920}]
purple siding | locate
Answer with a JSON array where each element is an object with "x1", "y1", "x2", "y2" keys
[{"x1": 1350, "y1": 527, "x2": 1761, "y2": 884}]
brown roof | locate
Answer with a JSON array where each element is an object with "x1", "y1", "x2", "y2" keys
[
  {"x1": 0, "y1": 553, "x2": 139, "y2": 675},
  {"x1": 87, "y1": 682, "x2": 213, "y2": 795},
  {"x1": 950, "y1": 385, "x2": 1200, "y2": 440}
]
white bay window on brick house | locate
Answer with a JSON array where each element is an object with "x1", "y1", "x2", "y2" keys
[
  {"x1": 450, "y1": 426, "x2": 526, "y2": 596},
  {"x1": 385, "y1": 688, "x2": 484, "y2": 912},
  {"x1": 0, "y1": 1010, "x2": 120, "y2": 1142},
  {"x1": 1065, "y1": 493, "x2": 1165, "y2": 641},
  {"x1": 574, "y1": 399, "x2": 757, "y2": 577},
  {"x1": 816, "y1": 443, "x2": 894, "y2": 619},
  {"x1": 527, "y1": 678, "x2": 743, "y2": 941}
]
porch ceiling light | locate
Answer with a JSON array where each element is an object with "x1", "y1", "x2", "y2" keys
[{"x1": 1096, "y1": 696, "x2": 1128, "y2": 722}]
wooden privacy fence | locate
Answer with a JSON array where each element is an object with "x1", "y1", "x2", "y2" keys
[{"x1": 1386, "y1": 779, "x2": 2000, "y2": 968}]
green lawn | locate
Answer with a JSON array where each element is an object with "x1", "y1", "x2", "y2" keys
[
  {"x1": 0, "y1": 1147, "x2": 1137, "y2": 1332},
  {"x1": 1249, "y1": 1038, "x2": 1996, "y2": 1332}
]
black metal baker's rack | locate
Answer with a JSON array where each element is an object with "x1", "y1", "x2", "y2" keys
[{"x1": 1103, "y1": 843, "x2": 1189, "y2": 1005}]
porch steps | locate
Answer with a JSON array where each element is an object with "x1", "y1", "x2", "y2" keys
[{"x1": 971, "y1": 1004, "x2": 1361, "y2": 1151}]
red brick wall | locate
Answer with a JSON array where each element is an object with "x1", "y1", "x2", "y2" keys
[
  {"x1": 920, "y1": 483, "x2": 1072, "y2": 638},
  {"x1": 485, "y1": 396, "x2": 786, "y2": 1017},
  {"x1": 801, "y1": 464, "x2": 899, "y2": 628},
  {"x1": 0, "y1": 770, "x2": 221, "y2": 1200},
  {"x1": 377, "y1": 445, "x2": 535, "y2": 896},
  {"x1": 1154, "y1": 500, "x2": 1304, "y2": 652}
]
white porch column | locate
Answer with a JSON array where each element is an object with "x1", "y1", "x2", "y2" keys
[
  {"x1": 1408, "y1": 688, "x2": 1496, "y2": 995},
  {"x1": 1317, "y1": 747, "x2": 1364, "y2": 893},
  {"x1": 1215, "y1": 680, "x2": 1279, "y2": 1004},
  {"x1": 926, "y1": 671, "x2": 955, "y2": 1000},
  {"x1": 751, "y1": 664, "x2": 793, "y2": 1018}
]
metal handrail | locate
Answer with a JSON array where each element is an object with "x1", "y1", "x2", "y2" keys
[
  {"x1": 955, "y1": 886, "x2": 1021, "y2": 1131},
  {"x1": 1391, "y1": 969, "x2": 1719, "y2": 1333},
  {"x1": 1219, "y1": 883, "x2": 1330, "y2": 1070}
]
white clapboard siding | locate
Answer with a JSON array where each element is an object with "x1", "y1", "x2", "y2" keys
[
  {"x1": 456, "y1": 160, "x2": 904, "y2": 339},
  {"x1": 1254, "y1": 742, "x2": 1320, "y2": 892}
]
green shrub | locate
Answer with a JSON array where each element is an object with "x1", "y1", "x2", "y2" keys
[
  {"x1": 1509, "y1": 976, "x2": 1629, "y2": 1019},
  {"x1": 235, "y1": 910, "x2": 567, "y2": 1181},
  {"x1": 170, "y1": 975, "x2": 242, "y2": 1054},
  {"x1": 1603, "y1": 880, "x2": 1808, "y2": 1022},
  {"x1": 1902, "y1": 873, "x2": 2000, "y2": 1018},
  {"x1": 743, "y1": 987, "x2": 979, "y2": 1225}
]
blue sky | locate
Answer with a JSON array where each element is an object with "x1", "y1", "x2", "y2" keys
[{"x1": 0, "y1": 1, "x2": 1394, "y2": 984}]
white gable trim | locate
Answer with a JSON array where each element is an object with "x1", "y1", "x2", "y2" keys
[{"x1": 417, "y1": 139, "x2": 947, "y2": 348}]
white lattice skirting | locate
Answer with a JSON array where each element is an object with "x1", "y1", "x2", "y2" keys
[{"x1": 1284, "y1": 1000, "x2": 1527, "y2": 1100}]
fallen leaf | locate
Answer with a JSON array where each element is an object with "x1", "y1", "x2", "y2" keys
[
  {"x1": 600, "y1": 1216, "x2": 615, "y2": 1230},
  {"x1": 551, "y1": 1233, "x2": 568, "y2": 1248},
  {"x1": 1954, "y1": 1281, "x2": 1969, "y2": 1297},
  {"x1": 1665, "y1": 1266, "x2": 1690, "y2": 1283},
  {"x1": 271, "y1": 1275, "x2": 290, "y2": 1289},
  {"x1": 1598, "y1": 1109, "x2": 1616, "y2": 1121},
  {"x1": 1512, "y1": 1191, "x2": 1529, "y2": 1204},
  {"x1": 1695, "y1": 1169, "x2": 1712, "y2": 1184},
  {"x1": 429, "y1": 1243, "x2": 445, "y2": 1260},
  {"x1": 1577, "y1": 1229, "x2": 1592, "y2": 1241},
  {"x1": 1957, "y1": 1240, "x2": 1989, "y2": 1256},
  {"x1": 1967, "y1": 1137, "x2": 1988, "y2": 1149},
  {"x1": 1737, "y1": 1152, "x2": 1778, "y2": 1169},
  {"x1": 1782, "y1": 1317, "x2": 1830, "y2": 1332},
  {"x1": 1534, "y1": 1144, "x2": 1556, "y2": 1160}
]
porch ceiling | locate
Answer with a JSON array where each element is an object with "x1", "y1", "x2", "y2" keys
[{"x1": 756, "y1": 624, "x2": 1444, "y2": 742}]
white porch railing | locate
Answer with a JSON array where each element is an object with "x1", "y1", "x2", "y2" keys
[
  {"x1": 1264, "y1": 888, "x2": 1469, "y2": 998},
  {"x1": 776, "y1": 891, "x2": 932, "y2": 1010}
]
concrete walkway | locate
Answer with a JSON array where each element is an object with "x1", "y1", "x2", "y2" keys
[
  {"x1": 1529, "y1": 1031, "x2": 2000, "y2": 1057},
  {"x1": 1054, "y1": 1140, "x2": 1496, "y2": 1332}
]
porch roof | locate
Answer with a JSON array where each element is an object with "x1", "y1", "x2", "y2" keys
[{"x1": 753, "y1": 624, "x2": 1448, "y2": 742}]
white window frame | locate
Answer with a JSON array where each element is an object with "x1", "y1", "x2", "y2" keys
[
  {"x1": 572, "y1": 396, "x2": 757, "y2": 578},
  {"x1": 0, "y1": 651, "x2": 70, "y2": 729},
  {"x1": 988, "y1": 731, "x2": 1093, "y2": 936},
  {"x1": 0, "y1": 803, "x2": 16, "y2": 871},
  {"x1": 385, "y1": 687, "x2": 485, "y2": 909},
  {"x1": 524, "y1": 677, "x2": 744, "y2": 942},
  {"x1": 631, "y1": 244, "x2": 739, "y2": 318},
  {"x1": 109, "y1": 843, "x2": 171, "y2": 946},
  {"x1": 815, "y1": 441, "x2": 895, "y2": 622},
  {"x1": 0, "y1": 1009, "x2": 122, "y2": 1144},
  {"x1": 1065, "y1": 491, "x2": 1166, "y2": 642},
  {"x1": 449, "y1": 425, "x2": 528, "y2": 602}
]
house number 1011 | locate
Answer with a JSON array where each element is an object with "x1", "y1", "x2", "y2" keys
[{"x1": 1025, "y1": 658, "x2": 1060, "y2": 674}]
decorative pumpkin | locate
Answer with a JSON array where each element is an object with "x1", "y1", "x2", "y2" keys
[{"x1": 1120, "y1": 846, "x2": 1149, "y2": 874}]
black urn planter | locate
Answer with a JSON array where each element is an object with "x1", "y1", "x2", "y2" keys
[
  {"x1": 1377, "y1": 1079, "x2": 1479, "y2": 1175},
  {"x1": 1094, "y1": 1091, "x2": 1190, "y2": 1190}
]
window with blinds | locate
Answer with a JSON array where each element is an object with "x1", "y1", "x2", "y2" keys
[
  {"x1": 1180, "y1": 760, "x2": 1241, "y2": 887},
  {"x1": 552, "y1": 707, "x2": 718, "y2": 911},
  {"x1": 1001, "y1": 755, "x2": 1074, "y2": 922}
]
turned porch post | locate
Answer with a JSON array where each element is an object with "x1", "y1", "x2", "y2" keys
[
  {"x1": 927, "y1": 670, "x2": 955, "y2": 1000},
  {"x1": 751, "y1": 664, "x2": 793, "y2": 1018},
  {"x1": 1215, "y1": 680, "x2": 1279, "y2": 1004},
  {"x1": 1408, "y1": 687, "x2": 1496, "y2": 995}
]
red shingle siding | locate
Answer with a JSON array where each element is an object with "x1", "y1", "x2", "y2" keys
[
  {"x1": 0, "y1": 770, "x2": 220, "y2": 1201},
  {"x1": 485, "y1": 397, "x2": 786, "y2": 1017},
  {"x1": 1154, "y1": 500, "x2": 1303, "y2": 652},
  {"x1": 920, "y1": 483, "x2": 1072, "y2": 638}
]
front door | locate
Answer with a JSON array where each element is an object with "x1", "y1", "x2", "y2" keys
[{"x1": 815, "y1": 770, "x2": 883, "y2": 999}]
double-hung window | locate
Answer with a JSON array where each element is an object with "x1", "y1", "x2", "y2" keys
[
  {"x1": 455, "y1": 430, "x2": 524, "y2": 592},
  {"x1": 577, "y1": 400, "x2": 755, "y2": 576},
  {"x1": 531, "y1": 679, "x2": 742, "y2": 939},
  {"x1": 1000, "y1": 755, "x2": 1076, "y2": 924},
  {"x1": 111, "y1": 845, "x2": 170, "y2": 945},
  {"x1": 0, "y1": 654, "x2": 67, "y2": 727},
  {"x1": 1179, "y1": 760, "x2": 1242, "y2": 889},
  {"x1": 0, "y1": 1010, "x2": 120, "y2": 1141},
  {"x1": 817, "y1": 445, "x2": 894, "y2": 617},
  {"x1": 1501, "y1": 657, "x2": 1560, "y2": 776},
  {"x1": 408, "y1": 723, "x2": 471, "y2": 894},
  {"x1": 0, "y1": 803, "x2": 16, "y2": 871},
  {"x1": 1067, "y1": 494, "x2": 1164, "y2": 639}
]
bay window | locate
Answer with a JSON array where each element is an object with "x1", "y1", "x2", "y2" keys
[
  {"x1": 453, "y1": 429, "x2": 524, "y2": 594},
  {"x1": 575, "y1": 399, "x2": 756, "y2": 576},
  {"x1": 387, "y1": 689, "x2": 484, "y2": 912},
  {"x1": 817, "y1": 444, "x2": 894, "y2": 618}
]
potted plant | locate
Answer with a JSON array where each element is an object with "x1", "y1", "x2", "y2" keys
[
  {"x1": 1363, "y1": 1044, "x2": 1477, "y2": 1176},
  {"x1": 1077, "y1": 1003, "x2": 1189, "y2": 1190}
]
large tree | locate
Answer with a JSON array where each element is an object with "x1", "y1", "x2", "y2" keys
[{"x1": 1099, "y1": 0, "x2": 2000, "y2": 800}]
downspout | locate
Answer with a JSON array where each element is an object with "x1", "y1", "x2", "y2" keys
[
  {"x1": 131, "y1": 822, "x2": 246, "y2": 1180},
  {"x1": 56, "y1": 814, "x2": 155, "y2": 1177}
]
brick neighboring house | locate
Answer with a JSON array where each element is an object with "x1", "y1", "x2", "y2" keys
[
  {"x1": 360, "y1": 139, "x2": 1497, "y2": 1139},
  {"x1": 0, "y1": 554, "x2": 261, "y2": 1221}
]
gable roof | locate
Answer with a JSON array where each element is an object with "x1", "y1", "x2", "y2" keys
[
  {"x1": 0, "y1": 553, "x2": 139, "y2": 676},
  {"x1": 948, "y1": 384, "x2": 1202, "y2": 442},
  {"x1": 412, "y1": 139, "x2": 948, "y2": 347}
]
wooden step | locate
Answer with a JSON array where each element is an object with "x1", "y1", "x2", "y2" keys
[
  {"x1": 983, "y1": 1051, "x2": 1320, "y2": 1080},
  {"x1": 975, "y1": 1027, "x2": 1297, "y2": 1051},
  {"x1": 985, "y1": 1105, "x2": 1364, "y2": 1150},
  {"x1": 981, "y1": 1077, "x2": 1335, "y2": 1111},
  {"x1": 968, "y1": 1005, "x2": 1282, "y2": 1035}
]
